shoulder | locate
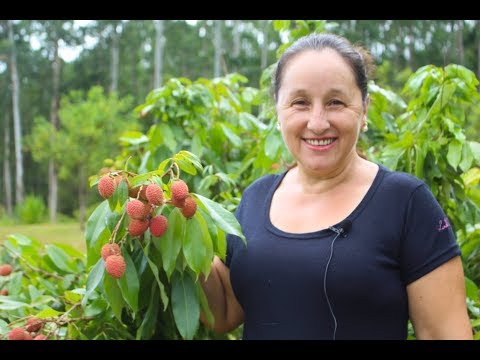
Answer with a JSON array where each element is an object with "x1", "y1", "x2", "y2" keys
[
  {"x1": 242, "y1": 173, "x2": 283, "y2": 198},
  {"x1": 378, "y1": 164, "x2": 425, "y2": 195}
]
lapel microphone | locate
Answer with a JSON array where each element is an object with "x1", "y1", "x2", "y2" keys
[
  {"x1": 324, "y1": 219, "x2": 352, "y2": 340},
  {"x1": 328, "y1": 219, "x2": 352, "y2": 237}
]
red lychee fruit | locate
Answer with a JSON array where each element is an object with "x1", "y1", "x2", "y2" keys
[
  {"x1": 171, "y1": 180, "x2": 189, "y2": 202},
  {"x1": 8, "y1": 327, "x2": 25, "y2": 340},
  {"x1": 0, "y1": 264, "x2": 13, "y2": 276},
  {"x1": 181, "y1": 197, "x2": 197, "y2": 219},
  {"x1": 128, "y1": 219, "x2": 150, "y2": 237},
  {"x1": 1, "y1": 289, "x2": 8, "y2": 296},
  {"x1": 129, "y1": 186, "x2": 140, "y2": 198},
  {"x1": 23, "y1": 332, "x2": 33, "y2": 340},
  {"x1": 150, "y1": 215, "x2": 168, "y2": 237},
  {"x1": 126, "y1": 199, "x2": 149, "y2": 220},
  {"x1": 171, "y1": 195, "x2": 186, "y2": 208},
  {"x1": 146, "y1": 184, "x2": 164, "y2": 206},
  {"x1": 101, "y1": 243, "x2": 121, "y2": 261},
  {"x1": 25, "y1": 317, "x2": 43, "y2": 333},
  {"x1": 138, "y1": 185, "x2": 148, "y2": 201},
  {"x1": 98, "y1": 175, "x2": 116, "y2": 199},
  {"x1": 34, "y1": 335, "x2": 48, "y2": 340},
  {"x1": 105, "y1": 255, "x2": 126, "y2": 279}
]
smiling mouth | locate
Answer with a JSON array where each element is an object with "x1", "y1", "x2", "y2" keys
[{"x1": 304, "y1": 138, "x2": 336, "y2": 146}]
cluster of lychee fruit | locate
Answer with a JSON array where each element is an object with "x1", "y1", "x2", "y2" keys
[
  {"x1": 0, "y1": 263, "x2": 13, "y2": 296},
  {"x1": 96, "y1": 172, "x2": 197, "y2": 279},
  {"x1": 101, "y1": 243, "x2": 125, "y2": 279},
  {"x1": 7, "y1": 317, "x2": 47, "y2": 340}
]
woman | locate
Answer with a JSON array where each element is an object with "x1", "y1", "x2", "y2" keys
[{"x1": 200, "y1": 33, "x2": 472, "y2": 340}]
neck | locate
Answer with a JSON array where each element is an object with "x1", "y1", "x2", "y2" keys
[{"x1": 294, "y1": 153, "x2": 363, "y2": 195}]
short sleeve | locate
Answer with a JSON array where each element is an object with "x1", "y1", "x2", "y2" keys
[
  {"x1": 400, "y1": 184, "x2": 461, "y2": 285},
  {"x1": 224, "y1": 198, "x2": 247, "y2": 268}
]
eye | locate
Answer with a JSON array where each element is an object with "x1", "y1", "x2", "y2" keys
[
  {"x1": 291, "y1": 98, "x2": 308, "y2": 107},
  {"x1": 327, "y1": 99, "x2": 344, "y2": 107}
]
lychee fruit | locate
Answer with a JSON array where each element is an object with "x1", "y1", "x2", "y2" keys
[
  {"x1": 171, "y1": 195, "x2": 186, "y2": 208},
  {"x1": 0, "y1": 264, "x2": 13, "y2": 276},
  {"x1": 138, "y1": 185, "x2": 148, "y2": 201},
  {"x1": 0, "y1": 289, "x2": 8, "y2": 296},
  {"x1": 146, "y1": 184, "x2": 164, "y2": 206},
  {"x1": 114, "y1": 174, "x2": 129, "y2": 187},
  {"x1": 181, "y1": 197, "x2": 197, "y2": 219},
  {"x1": 128, "y1": 219, "x2": 150, "y2": 237},
  {"x1": 25, "y1": 317, "x2": 43, "y2": 333},
  {"x1": 101, "y1": 243, "x2": 121, "y2": 261},
  {"x1": 105, "y1": 255, "x2": 126, "y2": 279},
  {"x1": 23, "y1": 332, "x2": 33, "y2": 340},
  {"x1": 34, "y1": 335, "x2": 48, "y2": 340},
  {"x1": 129, "y1": 186, "x2": 140, "y2": 198},
  {"x1": 98, "y1": 175, "x2": 116, "y2": 199},
  {"x1": 8, "y1": 327, "x2": 25, "y2": 340},
  {"x1": 171, "y1": 180, "x2": 189, "y2": 202},
  {"x1": 126, "y1": 199, "x2": 149, "y2": 220},
  {"x1": 150, "y1": 215, "x2": 168, "y2": 237}
]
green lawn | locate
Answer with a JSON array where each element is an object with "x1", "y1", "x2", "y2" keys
[{"x1": 0, "y1": 222, "x2": 86, "y2": 252}]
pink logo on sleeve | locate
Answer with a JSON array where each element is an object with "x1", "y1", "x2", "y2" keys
[{"x1": 438, "y1": 217, "x2": 450, "y2": 232}]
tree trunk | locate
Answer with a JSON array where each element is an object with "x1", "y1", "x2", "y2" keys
[
  {"x1": 78, "y1": 166, "x2": 86, "y2": 231},
  {"x1": 232, "y1": 20, "x2": 241, "y2": 59},
  {"x1": 7, "y1": 19, "x2": 24, "y2": 205},
  {"x1": 260, "y1": 20, "x2": 269, "y2": 70},
  {"x1": 153, "y1": 20, "x2": 165, "y2": 89},
  {"x1": 49, "y1": 39, "x2": 61, "y2": 222},
  {"x1": 3, "y1": 112, "x2": 13, "y2": 216},
  {"x1": 456, "y1": 20, "x2": 464, "y2": 65},
  {"x1": 110, "y1": 24, "x2": 120, "y2": 93},
  {"x1": 213, "y1": 20, "x2": 222, "y2": 77}
]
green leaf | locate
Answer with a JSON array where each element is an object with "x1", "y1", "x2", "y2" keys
[
  {"x1": 465, "y1": 276, "x2": 478, "y2": 302},
  {"x1": 7, "y1": 233, "x2": 32, "y2": 246},
  {"x1": 0, "y1": 320, "x2": 9, "y2": 335},
  {"x1": 220, "y1": 123, "x2": 242, "y2": 148},
  {"x1": 137, "y1": 283, "x2": 160, "y2": 340},
  {"x1": 176, "y1": 150, "x2": 203, "y2": 171},
  {"x1": 142, "y1": 247, "x2": 169, "y2": 310},
  {"x1": 158, "y1": 123, "x2": 177, "y2": 152},
  {"x1": 34, "y1": 306, "x2": 63, "y2": 319},
  {"x1": 264, "y1": 130, "x2": 282, "y2": 159},
  {"x1": 85, "y1": 201, "x2": 111, "y2": 266},
  {"x1": 84, "y1": 297, "x2": 108, "y2": 317},
  {"x1": 468, "y1": 141, "x2": 480, "y2": 165},
  {"x1": 28, "y1": 285, "x2": 42, "y2": 302},
  {"x1": 158, "y1": 208, "x2": 185, "y2": 280},
  {"x1": 414, "y1": 144, "x2": 426, "y2": 180},
  {"x1": 103, "y1": 274, "x2": 125, "y2": 321},
  {"x1": 64, "y1": 290, "x2": 82, "y2": 304},
  {"x1": 82, "y1": 258, "x2": 105, "y2": 307},
  {"x1": 447, "y1": 140, "x2": 463, "y2": 170},
  {"x1": 463, "y1": 168, "x2": 480, "y2": 187},
  {"x1": 183, "y1": 213, "x2": 213, "y2": 276},
  {"x1": 171, "y1": 271, "x2": 200, "y2": 340},
  {"x1": 459, "y1": 142, "x2": 474, "y2": 172},
  {"x1": 194, "y1": 194, "x2": 245, "y2": 244},
  {"x1": 45, "y1": 245, "x2": 76, "y2": 273},
  {"x1": 175, "y1": 156, "x2": 197, "y2": 175},
  {"x1": 197, "y1": 282, "x2": 215, "y2": 328},
  {"x1": 0, "y1": 298, "x2": 30, "y2": 310},
  {"x1": 118, "y1": 250, "x2": 139, "y2": 312},
  {"x1": 157, "y1": 158, "x2": 172, "y2": 174}
]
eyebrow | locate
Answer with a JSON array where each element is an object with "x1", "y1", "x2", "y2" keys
[{"x1": 286, "y1": 87, "x2": 348, "y2": 98}]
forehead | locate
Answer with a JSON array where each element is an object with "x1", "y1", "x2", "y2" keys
[{"x1": 281, "y1": 49, "x2": 356, "y2": 90}]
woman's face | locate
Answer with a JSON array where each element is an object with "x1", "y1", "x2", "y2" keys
[{"x1": 276, "y1": 49, "x2": 367, "y2": 176}]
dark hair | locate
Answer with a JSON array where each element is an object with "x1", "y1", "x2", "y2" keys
[{"x1": 273, "y1": 33, "x2": 375, "y2": 103}]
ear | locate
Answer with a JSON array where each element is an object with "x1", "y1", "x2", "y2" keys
[{"x1": 363, "y1": 94, "x2": 370, "y2": 118}]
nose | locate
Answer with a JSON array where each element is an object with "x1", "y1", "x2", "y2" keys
[{"x1": 307, "y1": 105, "x2": 330, "y2": 133}]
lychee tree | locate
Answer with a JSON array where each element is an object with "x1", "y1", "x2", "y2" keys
[{"x1": 85, "y1": 150, "x2": 245, "y2": 339}]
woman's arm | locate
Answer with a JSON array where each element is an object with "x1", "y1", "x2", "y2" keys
[
  {"x1": 200, "y1": 256, "x2": 245, "y2": 334},
  {"x1": 407, "y1": 256, "x2": 473, "y2": 339}
]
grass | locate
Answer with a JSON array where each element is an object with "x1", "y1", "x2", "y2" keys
[{"x1": 0, "y1": 222, "x2": 86, "y2": 252}]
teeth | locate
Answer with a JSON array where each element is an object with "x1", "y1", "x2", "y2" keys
[{"x1": 305, "y1": 138, "x2": 334, "y2": 146}]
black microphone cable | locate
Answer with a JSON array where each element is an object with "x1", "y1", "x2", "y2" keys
[{"x1": 324, "y1": 220, "x2": 351, "y2": 340}]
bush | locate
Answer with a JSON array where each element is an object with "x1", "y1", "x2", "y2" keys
[{"x1": 15, "y1": 195, "x2": 46, "y2": 224}]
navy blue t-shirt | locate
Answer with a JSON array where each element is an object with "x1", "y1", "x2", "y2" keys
[{"x1": 225, "y1": 164, "x2": 461, "y2": 340}]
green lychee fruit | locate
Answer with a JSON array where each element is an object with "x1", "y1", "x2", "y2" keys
[
  {"x1": 25, "y1": 317, "x2": 43, "y2": 333},
  {"x1": 101, "y1": 243, "x2": 121, "y2": 261},
  {"x1": 146, "y1": 184, "x2": 164, "y2": 206},
  {"x1": 181, "y1": 197, "x2": 197, "y2": 219},
  {"x1": 0, "y1": 264, "x2": 13, "y2": 276},
  {"x1": 98, "y1": 175, "x2": 116, "y2": 199},
  {"x1": 171, "y1": 180, "x2": 189, "y2": 202},
  {"x1": 150, "y1": 215, "x2": 168, "y2": 237},
  {"x1": 128, "y1": 219, "x2": 150, "y2": 237},
  {"x1": 105, "y1": 255, "x2": 126, "y2": 279}
]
